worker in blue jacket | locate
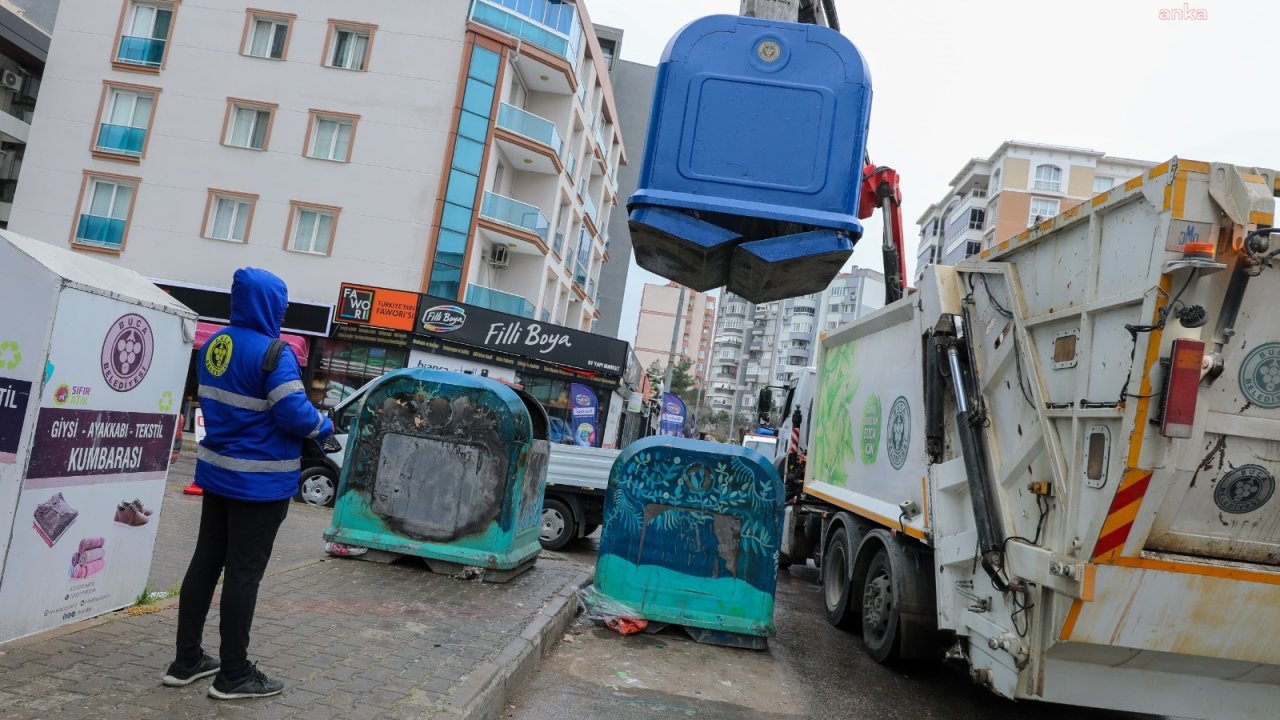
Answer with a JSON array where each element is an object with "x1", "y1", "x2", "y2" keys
[{"x1": 163, "y1": 267, "x2": 333, "y2": 700}]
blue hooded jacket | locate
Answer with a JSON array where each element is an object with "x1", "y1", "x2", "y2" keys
[{"x1": 194, "y1": 268, "x2": 333, "y2": 502}]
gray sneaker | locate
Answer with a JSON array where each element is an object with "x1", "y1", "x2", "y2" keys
[
  {"x1": 162, "y1": 653, "x2": 220, "y2": 687},
  {"x1": 207, "y1": 663, "x2": 284, "y2": 700}
]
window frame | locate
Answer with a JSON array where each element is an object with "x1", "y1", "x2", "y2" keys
[
  {"x1": 303, "y1": 109, "x2": 360, "y2": 163},
  {"x1": 323, "y1": 19, "x2": 378, "y2": 72},
  {"x1": 1092, "y1": 175, "x2": 1115, "y2": 194},
  {"x1": 91, "y1": 81, "x2": 161, "y2": 162},
  {"x1": 201, "y1": 188, "x2": 259, "y2": 244},
  {"x1": 221, "y1": 97, "x2": 278, "y2": 151},
  {"x1": 284, "y1": 200, "x2": 341, "y2": 256},
  {"x1": 1033, "y1": 164, "x2": 1063, "y2": 192},
  {"x1": 1028, "y1": 197, "x2": 1061, "y2": 227},
  {"x1": 69, "y1": 170, "x2": 141, "y2": 255},
  {"x1": 240, "y1": 9, "x2": 296, "y2": 61},
  {"x1": 112, "y1": 0, "x2": 180, "y2": 74}
]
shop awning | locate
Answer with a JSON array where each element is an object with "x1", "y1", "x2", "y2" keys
[{"x1": 193, "y1": 322, "x2": 310, "y2": 366}]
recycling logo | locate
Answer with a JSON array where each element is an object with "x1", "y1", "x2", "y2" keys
[
  {"x1": 158, "y1": 391, "x2": 174, "y2": 412},
  {"x1": 1239, "y1": 342, "x2": 1280, "y2": 409},
  {"x1": 886, "y1": 396, "x2": 911, "y2": 470},
  {"x1": 0, "y1": 340, "x2": 21, "y2": 370}
]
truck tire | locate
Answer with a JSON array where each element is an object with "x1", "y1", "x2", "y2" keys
[
  {"x1": 859, "y1": 546, "x2": 901, "y2": 663},
  {"x1": 540, "y1": 498, "x2": 577, "y2": 551},
  {"x1": 822, "y1": 527, "x2": 859, "y2": 630}
]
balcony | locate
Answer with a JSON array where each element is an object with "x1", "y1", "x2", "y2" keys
[
  {"x1": 75, "y1": 214, "x2": 125, "y2": 250},
  {"x1": 466, "y1": 284, "x2": 534, "y2": 319},
  {"x1": 541, "y1": 308, "x2": 551, "y2": 322},
  {"x1": 594, "y1": 123, "x2": 606, "y2": 153},
  {"x1": 479, "y1": 192, "x2": 549, "y2": 244},
  {"x1": 566, "y1": 152, "x2": 577, "y2": 180},
  {"x1": 582, "y1": 193, "x2": 598, "y2": 229},
  {"x1": 497, "y1": 103, "x2": 562, "y2": 155},
  {"x1": 117, "y1": 36, "x2": 165, "y2": 67},
  {"x1": 573, "y1": 262, "x2": 588, "y2": 288},
  {"x1": 552, "y1": 230, "x2": 564, "y2": 256},
  {"x1": 95, "y1": 124, "x2": 145, "y2": 156},
  {"x1": 469, "y1": 0, "x2": 577, "y2": 67}
]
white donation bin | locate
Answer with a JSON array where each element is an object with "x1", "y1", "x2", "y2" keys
[{"x1": 0, "y1": 231, "x2": 195, "y2": 643}]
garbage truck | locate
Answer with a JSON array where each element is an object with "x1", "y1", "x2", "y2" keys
[{"x1": 774, "y1": 158, "x2": 1280, "y2": 719}]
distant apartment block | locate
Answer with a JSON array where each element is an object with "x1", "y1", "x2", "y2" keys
[{"x1": 633, "y1": 282, "x2": 715, "y2": 389}]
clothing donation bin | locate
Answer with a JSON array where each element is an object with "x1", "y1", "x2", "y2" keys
[
  {"x1": 0, "y1": 231, "x2": 195, "y2": 643},
  {"x1": 627, "y1": 15, "x2": 873, "y2": 304},
  {"x1": 594, "y1": 436, "x2": 783, "y2": 648},
  {"x1": 323, "y1": 368, "x2": 548, "y2": 581}
]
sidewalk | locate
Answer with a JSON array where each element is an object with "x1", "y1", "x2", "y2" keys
[{"x1": 0, "y1": 453, "x2": 589, "y2": 720}]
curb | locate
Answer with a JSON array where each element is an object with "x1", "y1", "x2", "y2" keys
[{"x1": 438, "y1": 567, "x2": 592, "y2": 720}]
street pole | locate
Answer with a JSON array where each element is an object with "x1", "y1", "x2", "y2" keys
[{"x1": 663, "y1": 285, "x2": 687, "y2": 394}]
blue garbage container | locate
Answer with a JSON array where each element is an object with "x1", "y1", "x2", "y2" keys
[{"x1": 628, "y1": 15, "x2": 873, "y2": 303}]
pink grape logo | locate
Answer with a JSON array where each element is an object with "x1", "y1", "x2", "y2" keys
[{"x1": 101, "y1": 313, "x2": 154, "y2": 392}]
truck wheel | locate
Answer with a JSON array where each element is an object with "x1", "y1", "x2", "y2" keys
[
  {"x1": 298, "y1": 466, "x2": 338, "y2": 507},
  {"x1": 540, "y1": 498, "x2": 577, "y2": 551},
  {"x1": 860, "y1": 547, "x2": 901, "y2": 663},
  {"x1": 822, "y1": 527, "x2": 858, "y2": 630}
]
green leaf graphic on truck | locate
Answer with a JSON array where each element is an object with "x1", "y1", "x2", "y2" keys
[{"x1": 812, "y1": 341, "x2": 859, "y2": 488}]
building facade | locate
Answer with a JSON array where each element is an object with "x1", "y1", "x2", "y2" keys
[
  {"x1": 707, "y1": 267, "x2": 885, "y2": 422},
  {"x1": 916, "y1": 141, "x2": 1153, "y2": 283},
  {"x1": 0, "y1": 1, "x2": 47, "y2": 227},
  {"x1": 632, "y1": 282, "x2": 715, "y2": 389},
  {"x1": 10, "y1": 0, "x2": 627, "y2": 421},
  {"x1": 592, "y1": 24, "x2": 654, "y2": 340}
]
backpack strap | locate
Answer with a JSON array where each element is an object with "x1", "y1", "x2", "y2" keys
[{"x1": 261, "y1": 339, "x2": 288, "y2": 373}]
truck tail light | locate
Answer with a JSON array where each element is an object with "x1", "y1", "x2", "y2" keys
[{"x1": 1161, "y1": 338, "x2": 1205, "y2": 439}]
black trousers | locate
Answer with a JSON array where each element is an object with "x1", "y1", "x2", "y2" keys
[{"x1": 175, "y1": 492, "x2": 289, "y2": 676}]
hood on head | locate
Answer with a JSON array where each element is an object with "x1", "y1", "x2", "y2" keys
[{"x1": 230, "y1": 267, "x2": 288, "y2": 337}]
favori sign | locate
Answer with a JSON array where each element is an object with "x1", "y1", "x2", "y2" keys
[{"x1": 414, "y1": 295, "x2": 628, "y2": 376}]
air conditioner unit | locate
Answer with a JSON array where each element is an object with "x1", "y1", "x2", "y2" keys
[
  {"x1": 487, "y1": 245, "x2": 510, "y2": 267},
  {"x1": 1, "y1": 71, "x2": 21, "y2": 92}
]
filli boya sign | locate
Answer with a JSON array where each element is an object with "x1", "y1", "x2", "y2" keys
[{"x1": 414, "y1": 294, "x2": 628, "y2": 376}]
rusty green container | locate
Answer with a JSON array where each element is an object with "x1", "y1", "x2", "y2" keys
[{"x1": 323, "y1": 368, "x2": 548, "y2": 576}]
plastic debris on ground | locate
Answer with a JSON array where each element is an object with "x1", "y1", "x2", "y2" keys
[
  {"x1": 578, "y1": 584, "x2": 648, "y2": 636},
  {"x1": 324, "y1": 541, "x2": 368, "y2": 557}
]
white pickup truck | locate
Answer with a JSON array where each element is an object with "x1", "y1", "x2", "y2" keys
[{"x1": 298, "y1": 379, "x2": 617, "y2": 551}]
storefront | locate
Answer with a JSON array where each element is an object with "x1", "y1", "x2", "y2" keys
[
  {"x1": 317, "y1": 284, "x2": 631, "y2": 448},
  {"x1": 152, "y1": 280, "x2": 333, "y2": 429}
]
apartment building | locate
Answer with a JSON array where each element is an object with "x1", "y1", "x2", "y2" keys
[
  {"x1": 632, "y1": 282, "x2": 715, "y2": 389},
  {"x1": 0, "y1": 1, "x2": 47, "y2": 227},
  {"x1": 10, "y1": 0, "x2": 625, "y2": 398},
  {"x1": 708, "y1": 267, "x2": 885, "y2": 417},
  {"x1": 916, "y1": 141, "x2": 1153, "y2": 282}
]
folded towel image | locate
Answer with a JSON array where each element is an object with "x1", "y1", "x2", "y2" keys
[
  {"x1": 32, "y1": 493, "x2": 79, "y2": 547},
  {"x1": 70, "y1": 558, "x2": 105, "y2": 580},
  {"x1": 77, "y1": 537, "x2": 105, "y2": 553}
]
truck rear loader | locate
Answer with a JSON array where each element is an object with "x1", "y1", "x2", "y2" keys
[{"x1": 778, "y1": 158, "x2": 1280, "y2": 719}]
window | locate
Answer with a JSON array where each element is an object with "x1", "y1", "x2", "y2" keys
[
  {"x1": 1093, "y1": 175, "x2": 1114, "y2": 194},
  {"x1": 1033, "y1": 164, "x2": 1062, "y2": 192},
  {"x1": 242, "y1": 11, "x2": 294, "y2": 60},
  {"x1": 986, "y1": 199, "x2": 998, "y2": 229},
  {"x1": 306, "y1": 111, "x2": 358, "y2": 162},
  {"x1": 968, "y1": 208, "x2": 985, "y2": 230},
  {"x1": 94, "y1": 83, "x2": 157, "y2": 159},
  {"x1": 287, "y1": 202, "x2": 340, "y2": 255},
  {"x1": 991, "y1": 168, "x2": 1001, "y2": 190},
  {"x1": 224, "y1": 100, "x2": 275, "y2": 150},
  {"x1": 326, "y1": 21, "x2": 376, "y2": 71},
  {"x1": 115, "y1": 1, "x2": 175, "y2": 70},
  {"x1": 73, "y1": 173, "x2": 138, "y2": 252},
  {"x1": 203, "y1": 190, "x2": 257, "y2": 243},
  {"x1": 1029, "y1": 198, "x2": 1060, "y2": 227},
  {"x1": 965, "y1": 241, "x2": 981, "y2": 257}
]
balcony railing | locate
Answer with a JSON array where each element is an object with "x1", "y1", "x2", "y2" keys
[
  {"x1": 117, "y1": 36, "x2": 165, "y2": 67},
  {"x1": 480, "y1": 191, "x2": 549, "y2": 243},
  {"x1": 497, "y1": 103, "x2": 562, "y2": 155},
  {"x1": 465, "y1": 284, "x2": 534, "y2": 319},
  {"x1": 469, "y1": 0, "x2": 575, "y2": 66},
  {"x1": 566, "y1": 152, "x2": 577, "y2": 180},
  {"x1": 582, "y1": 193, "x2": 598, "y2": 227},
  {"x1": 594, "y1": 123, "x2": 606, "y2": 152},
  {"x1": 75, "y1": 214, "x2": 125, "y2": 249},
  {"x1": 95, "y1": 124, "x2": 146, "y2": 156},
  {"x1": 573, "y1": 262, "x2": 588, "y2": 288},
  {"x1": 541, "y1": 308, "x2": 551, "y2": 322},
  {"x1": 552, "y1": 230, "x2": 564, "y2": 256},
  {"x1": 587, "y1": 279, "x2": 597, "y2": 303}
]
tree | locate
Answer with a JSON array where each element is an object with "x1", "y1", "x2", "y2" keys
[{"x1": 647, "y1": 357, "x2": 697, "y2": 399}]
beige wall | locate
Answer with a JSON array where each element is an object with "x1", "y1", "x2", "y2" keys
[
  {"x1": 1067, "y1": 164, "x2": 1095, "y2": 197},
  {"x1": 1002, "y1": 157, "x2": 1030, "y2": 190},
  {"x1": 634, "y1": 283, "x2": 715, "y2": 387}
]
